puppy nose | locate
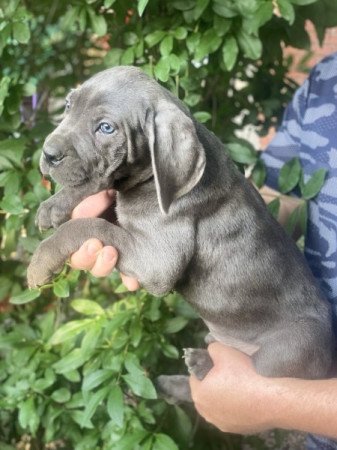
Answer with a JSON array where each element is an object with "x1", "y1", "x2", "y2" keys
[{"x1": 43, "y1": 148, "x2": 64, "y2": 166}]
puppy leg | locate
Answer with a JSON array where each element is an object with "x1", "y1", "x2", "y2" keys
[
  {"x1": 183, "y1": 348, "x2": 213, "y2": 380},
  {"x1": 156, "y1": 349, "x2": 213, "y2": 404},
  {"x1": 252, "y1": 319, "x2": 334, "y2": 379},
  {"x1": 27, "y1": 217, "x2": 136, "y2": 287},
  {"x1": 155, "y1": 375, "x2": 192, "y2": 403},
  {"x1": 36, "y1": 183, "x2": 107, "y2": 230}
]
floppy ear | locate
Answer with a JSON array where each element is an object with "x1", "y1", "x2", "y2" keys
[{"x1": 146, "y1": 100, "x2": 206, "y2": 214}]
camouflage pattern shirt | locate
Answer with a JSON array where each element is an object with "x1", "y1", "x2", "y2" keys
[{"x1": 262, "y1": 52, "x2": 337, "y2": 450}]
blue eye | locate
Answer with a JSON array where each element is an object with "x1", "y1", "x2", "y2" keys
[{"x1": 98, "y1": 122, "x2": 115, "y2": 134}]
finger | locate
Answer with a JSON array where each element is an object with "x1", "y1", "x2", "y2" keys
[
  {"x1": 70, "y1": 239, "x2": 103, "y2": 270},
  {"x1": 120, "y1": 273, "x2": 140, "y2": 291},
  {"x1": 189, "y1": 375, "x2": 204, "y2": 408},
  {"x1": 207, "y1": 342, "x2": 253, "y2": 368},
  {"x1": 90, "y1": 246, "x2": 118, "y2": 277},
  {"x1": 71, "y1": 190, "x2": 115, "y2": 219}
]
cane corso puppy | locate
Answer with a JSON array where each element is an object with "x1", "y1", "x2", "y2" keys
[{"x1": 27, "y1": 66, "x2": 335, "y2": 402}]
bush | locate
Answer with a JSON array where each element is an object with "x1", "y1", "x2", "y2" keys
[{"x1": 1, "y1": 0, "x2": 337, "y2": 448}]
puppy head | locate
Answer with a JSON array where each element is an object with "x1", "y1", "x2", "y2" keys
[{"x1": 41, "y1": 66, "x2": 206, "y2": 213}]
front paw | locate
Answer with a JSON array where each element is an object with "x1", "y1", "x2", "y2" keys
[
  {"x1": 27, "y1": 240, "x2": 64, "y2": 287},
  {"x1": 36, "y1": 198, "x2": 70, "y2": 230},
  {"x1": 155, "y1": 375, "x2": 192, "y2": 403},
  {"x1": 183, "y1": 348, "x2": 213, "y2": 380}
]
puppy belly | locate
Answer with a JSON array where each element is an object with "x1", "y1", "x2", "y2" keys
[{"x1": 204, "y1": 320, "x2": 260, "y2": 356}]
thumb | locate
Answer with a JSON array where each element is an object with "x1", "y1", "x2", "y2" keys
[
  {"x1": 72, "y1": 190, "x2": 115, "y2": 219},
  {"x1": 207, "y1": 342, "x2": 253, "y2": 368}
]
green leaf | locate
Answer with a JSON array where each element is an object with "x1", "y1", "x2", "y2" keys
[
  {"x1": 82, "y1": 369, "x2": 112, "y2": 391},
  {"x1": 53, "y1": 348, "x2": 89, "y2": 373},
  {"x1": 172, "y1": 0, "x2": 195, "y2": 11},
  {"x1": 114, "y1": 283, "x2": 129, "y2": 293},
  {"x1": 3, "y1": 171, "x2": 20, "y2": 196},
  {"x1": 173, "y1": 27, "x2": 187, "y2": 40},
  {"x1": 51, "y1": 388, "x2": 71, "y2": 403},
  {"x1": 267, "y1": 197, "x2": 281, "y2": 219},
  {"x1": 71, "y1": 299, "x2": 105, "y2": 316},
  {"x1": 49, "y1": 319, "x2": 94, "y2": 345},
  {"x1": 194, "y1": 111, "x2": 212, "y2": 123},
  {"x1": 81, "y1": 386, "x2": 109, "y2": 427},
  {"x1": 227, "y1": 142, "x2": 257, "y2": 164},
  {"x1": 88, "y1": 9, "x2": 107, "y2": 36},
  {"x1": 160, "y1": 35, "x2": 173, "y2": 56},
  {"x1": 163, "y1": 317, "x2": 188, "y2": 333},
  {"x1": 0, "y1": 444, "x2": 15, "y2": 450},
  {"x1": 212, "y1": 1, "x2": 237, "y2": 18},
  {"x1": 192, "y1": 0, "x2": 210, "y2": 19},
  {"x1": 10, "y1": 288, "x2": 40, "y2": 304},
  {"x1": 104, "y1": 48, "x2": 123, "y2": 66},
  {"x1": 124, "y1": 353, "x2": 144, "y2": 376},
  {"x1": 251, "y1": 159, "x2": 266, "y2": 188},
  {"x1": 123, "y1": 31, "x2": 138, "y2": 46},
  {"x1": 0, "y1": 194, "x2": 25, "y2": 214},
  {"x1": 278, "y1": 0, "x2": 295, "y2": 24},
  {"x1": 107, "y1": 385, "x2": 124, "y2": 427},
  {"x1": 33, "y1": 370, "x2": 56, "y2": 392},
  {"x1": 194, "y1": 29, "x2": 222, "y2": 60},
  {"x1": 278, "y1": 157, "x2": 302, "y2": 193},
  {"x1": 169, "y1": 53, "x2": 181, "y2": 74},
  {"x1": 235, "y1": 0, "x2": 259, "y2": 16},
  {"x1": 153, "y1": 433, "x2": 179, "y2": 450},
  {"x1": 154, "y1": 57, "x2": 170, "y2": 82},
  {"x1": 130, "y1": 320, "x2": 142, "y2": 346},
  {"x1": 0, "y1": 137, "x2": 26, "y2": 167},
  {"x1": 213, "y1": 16, "x2": 231, "y2": 36},
  {"x1": 53, "y1": 278, "x2": 70, "y2": 298},
  {"x1": 138, "y1": 0, "x2": 150, "y2": 16},
  {"x1": 222, "y1": 36, "x2": 239, "y2": 71},
  {"x1": 63, "y1": 369, "x2": 81, "y2": 382},
  {"x1": 113, "y1": 430, "x2": 149, "y2": 450},
  {"x1": 300, "y1": 168, "x2": 327, "y2": 200},
  {"x1": 61, "y1": 6, "x2": 80, "y2": 29},
  {"x1": 123, "y1": 373, "x2": 157, "y2": 399},
  {"x1": 18, "y1": 397, "x2": 39, "y2": 434},
  {"x1": 120, "y1": 47, "x2": 134, "y2": 65},
  {"x1": 145, "y1": 30, "x2": 165, "y2": 47},
  {"x1": 162, "y1": 342, "x2": 179, "y2": 359},
  {"x1": 0, "y1": 76, "x2": 10, "y2": 116},
  {"x1": 12, "y1": 21, "x2": 30, "y2": 43},
  {"x1": 236, "y1": 29, "x2": 262, "y2": 59},
  {"x1": 242, "y1": 2, "x2": 273, "y2": 34},
  {"x1": 290, "y1": 0, "x2": 316, "y2": 4}
]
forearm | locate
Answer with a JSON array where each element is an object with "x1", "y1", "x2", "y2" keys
[
  {"x1": 269, "y1": 377, "x2": 337, "y2": 438},
  {"x1": 190, "y1": 344, "x2": 337, "y2": 437}
]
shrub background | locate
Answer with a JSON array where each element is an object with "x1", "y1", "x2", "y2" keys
[{"x1": 1, "y1": 0, "x2": 337, "y2": 449}]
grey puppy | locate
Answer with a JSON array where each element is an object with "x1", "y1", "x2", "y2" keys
[{"x1": 28, "y1": 66, "x2": 335, "y2": 402}]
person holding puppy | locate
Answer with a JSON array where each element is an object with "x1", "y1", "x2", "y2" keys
[{"x1": 70, "y1": 53, "x2": 337, "y2": 448}]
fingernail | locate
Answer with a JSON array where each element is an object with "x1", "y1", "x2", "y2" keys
[
  {"x1": 102, "y1": 248, "x2": 117, "y2": 264},
  {"x1": 86, "y1": 242, "x2": 100, "y2": 255}
]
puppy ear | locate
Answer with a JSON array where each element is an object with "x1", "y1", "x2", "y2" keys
[{"x1": 146, "y1": 100, "x2": 206, "y2": 214}]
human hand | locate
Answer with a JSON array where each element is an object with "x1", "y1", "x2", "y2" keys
[
  {"x1": 189, "y1": 343, "x2": 278, "y2": 434},
  {"x1": 70, "y1": 190, "x2": 140, "y2": 290}
]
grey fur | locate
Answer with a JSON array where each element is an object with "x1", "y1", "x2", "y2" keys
[{"x1": 28, "y1": 67, "x2": 335, "y2": 402}]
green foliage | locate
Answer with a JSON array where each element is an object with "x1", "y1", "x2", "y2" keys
[{"x1": 0, "y1": 0, "x2": 336, "y2": 448}]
